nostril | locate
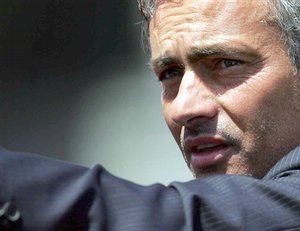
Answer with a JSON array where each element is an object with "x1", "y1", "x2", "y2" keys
[
  {"x1": 170, "y1": 104, "x2": 219, "y2": 130},
  {"x1": 185, "y1": 115, "x2": 212, "y2": 129}
]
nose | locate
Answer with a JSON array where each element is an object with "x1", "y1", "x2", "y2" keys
[{"x1": 167, "y1": 71, "x2": 218, "y2": 129}]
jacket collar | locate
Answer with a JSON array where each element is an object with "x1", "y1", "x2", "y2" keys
[{"x1": 264, "y1": 145, "x2": 300, "y2": 180}]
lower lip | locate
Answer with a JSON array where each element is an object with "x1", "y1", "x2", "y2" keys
[{"x1": 189, "y1": 145, "x2": 232, "y2": 169}]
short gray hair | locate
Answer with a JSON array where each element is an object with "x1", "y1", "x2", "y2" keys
[
  {"x1": 271, "y1": 0, "x2": 300, "y2": 72},
  {"x1": 137, "y1": 0, "x2": 300, "y2": 71}
]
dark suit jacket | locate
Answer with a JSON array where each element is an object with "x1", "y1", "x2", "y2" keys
[{"x1": 1, "y1": 146, "x2": 300, "y2": 231}]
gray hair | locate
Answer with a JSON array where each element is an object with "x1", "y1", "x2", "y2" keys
[{"x1": 137, "y1": 0, "x2": 300, "y2": 72}]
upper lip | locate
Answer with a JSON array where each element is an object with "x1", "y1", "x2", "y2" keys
[{"x1": 183, "y1": 136, "x2": 228, "y2": 154}]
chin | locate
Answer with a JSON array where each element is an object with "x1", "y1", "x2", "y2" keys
[{"x1": 192, "y1": 165, "x2": 227, "y2": 178}]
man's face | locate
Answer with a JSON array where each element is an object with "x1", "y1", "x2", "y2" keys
[{"x1": 149, "y1": 0, "x2": 300, "y2": 178}]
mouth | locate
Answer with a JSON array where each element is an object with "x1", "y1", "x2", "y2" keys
[
  {"x1": 183, "y1": 137, "x2": 233, "y2": 170},
  {"x1": 194, "y1": 142, "x2": 227, "y2": 152}
]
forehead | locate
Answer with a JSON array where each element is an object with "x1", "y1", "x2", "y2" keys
[
  {"x1": 149, "y1": 0, "x2": 272, "y2": 58},
  {"x1": 153, "y1": 0, "x2": 269, "y2": 21}
]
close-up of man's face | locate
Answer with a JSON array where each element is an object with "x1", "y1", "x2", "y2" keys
[{"x1": 149, "y1": 0, "x2": 300, "y2": 178}]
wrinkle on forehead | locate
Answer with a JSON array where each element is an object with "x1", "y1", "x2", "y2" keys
[
  {"x1": 152, "y1": 0, "x2": 270, "y2": 28},
  {"x1": 156, "y1": 0, "x2": 183, "y2": 7},
  {"x1": 150, "y1": 0, "x2": 272, "y2": 56}
]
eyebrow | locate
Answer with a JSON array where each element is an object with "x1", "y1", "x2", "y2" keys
[
  {"x1": 151, "y1": 56, "x2": 183, "y2": 72},
  {"x1": 151, "y1": 44, "x2": 258, "y2": 71},
  {"x1": 187, "y1": 47, "x2": 232, "y2": 62},
  {"x1": 187, "y1": 44, "x2": 260, "y2": 62}
]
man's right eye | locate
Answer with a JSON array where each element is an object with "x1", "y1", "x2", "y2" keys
[{"x1": 158, "y1": 68, "x2": 183, "y2": 82}]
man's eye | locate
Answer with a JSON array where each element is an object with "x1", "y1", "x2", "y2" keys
[
  {"x1": 159, "y1": 68, "x2": 183, "y2": 82},
  {"x1": 218, "y1": 59, "x2": 244, "y2": 69}
]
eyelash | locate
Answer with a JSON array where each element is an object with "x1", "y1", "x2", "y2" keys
[
  {"x1": 215, "y1": 59, "x2": 244, "y2": 69},
  {"x1": 158, "y1": 67, "x2": 184, "y2": 82},
  {"x1": 157, "y1": 59, "x2": 244, "y2": 82}
]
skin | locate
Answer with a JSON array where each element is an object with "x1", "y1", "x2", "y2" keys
[{"x1": 149, "y1": 0, "x2": 300, "y2": 178}]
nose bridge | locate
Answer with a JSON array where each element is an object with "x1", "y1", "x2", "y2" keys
[
  {"x1": 172, "y1": 70, "x2": 218, "y2": 126},
  {"x1": 176, "y1": 71, "x2": 200, "y2": 108}
]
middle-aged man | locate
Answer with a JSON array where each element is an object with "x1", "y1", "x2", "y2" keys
[
  {"x1": 1, "y1": 0, "x2": 300, "y2": 230},
  {"x1": 144, "y1": 0, "x2": 300, "y2": 179}
]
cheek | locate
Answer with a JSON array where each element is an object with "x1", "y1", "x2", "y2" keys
[
  {"x1": 218, "y1": 87, "x2": 260, "y2": 132},
  {"x1": 218, "y1": 71, "x2": 287, "y2": 132},
  {"x1": 219, "y1": 70, "x2": 299, "y2": 151}
]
